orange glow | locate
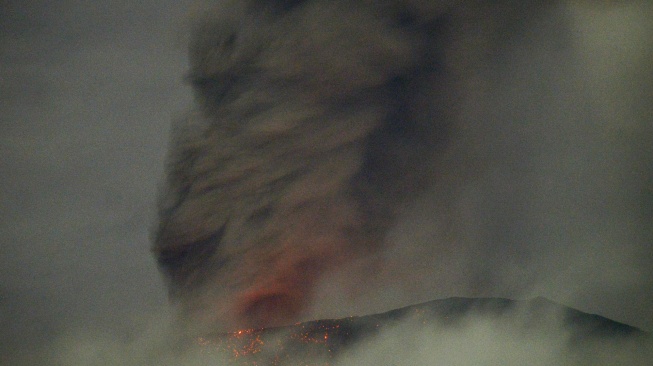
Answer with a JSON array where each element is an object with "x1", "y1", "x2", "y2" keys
[
  {"x1": 196, "y1": 304, "x2": 434, "y2": 364},
  {"x1": 197, "y1": 320, "x2": 355, "y2": 365}
]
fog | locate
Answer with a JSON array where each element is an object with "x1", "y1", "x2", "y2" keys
[{"x1": 1, "y1": 1, "x2": 652, "y2": 364}]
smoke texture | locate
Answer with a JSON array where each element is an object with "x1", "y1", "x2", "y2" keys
[
  {"x1": 154, "y1": 0, "x2": 513, "y2": 330},
  {"x1": 151, "y1": 0, "x2": 653, "y2": 335},
  {"x1": 2, "y1": 0, "x2": 652, "y2": 364}
]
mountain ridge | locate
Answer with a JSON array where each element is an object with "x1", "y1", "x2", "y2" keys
[{"x1": 195, "y1": 296, "x2": 648, "y2": 364}]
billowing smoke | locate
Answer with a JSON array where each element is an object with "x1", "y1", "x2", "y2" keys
[
  {"x1": 151, "y1": 0, "x2": 653, "y2": 335},
  {"x1": 153, "y1": 0, "x2": 472, "y2": 330},
  {"x1": 310, "y1": 0, "x2": 653, "y2": 327},
  {"x1": 152, "y1": 0, "x2": 555, "y2": 331},
  {"x1": 3, "y1": 0, "x2": 651, "y2": 364}
]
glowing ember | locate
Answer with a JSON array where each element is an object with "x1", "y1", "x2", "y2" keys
[
  {"x1": 196, "y1": 297, "x2": 479, "y2": 365},
  {"x1": 194, "y1": 297, "x2": 646, "y2": 365},
  {"x1": 197, "y1": 318, "x2": 370, "y2": 365},
  {"x1": 196, "y1": 303, "x2": 433, "y2": 364}
]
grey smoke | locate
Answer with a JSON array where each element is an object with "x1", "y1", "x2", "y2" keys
[
  {"x1": 1, "y1": 0, "x2": 651, "y2": 365},
  {"x1": 153, "y1": 0, "x2": 653, "y2": 335}
]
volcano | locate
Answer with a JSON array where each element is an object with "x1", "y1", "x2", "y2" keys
[{"x1": 194, "y1": 297, "x2": 649, "y2": 365}]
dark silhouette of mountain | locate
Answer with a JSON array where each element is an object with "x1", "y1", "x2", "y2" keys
[{"x1": 196, "y1": 297, "x2": 649, "y2": 365}]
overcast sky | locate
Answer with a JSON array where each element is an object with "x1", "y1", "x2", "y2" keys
[
  {"x1": 1, "y1": 1, "x2": 652, "y2": 364},
  {"x1": 1, "y1": 0, "x2": 196, "y2": 357}
]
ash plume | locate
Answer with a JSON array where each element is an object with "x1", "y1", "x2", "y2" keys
[
  {"x1": 152, "y1": 0, "x2": 541, "y2": 331},
  {"x1": 2, "y1": 0, "x2": 651, "y2": 365},
  {"x1": 151, "y1": 0, "x2": 653, "y2": 335}
]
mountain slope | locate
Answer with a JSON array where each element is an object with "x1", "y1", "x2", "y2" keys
[{"x1": 196, "y1": 297, "x2": 649, "y2": 365}]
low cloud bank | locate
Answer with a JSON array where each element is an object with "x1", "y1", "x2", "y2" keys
[{"x1": 13, "y1": 298, "x2": 653, "y2": 365}]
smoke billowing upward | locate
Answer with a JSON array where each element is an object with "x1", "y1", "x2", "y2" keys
[
  {"x1": 151, "y1": 0, "x2": 653, "y2": 335},
  {"x1": 152, "y1": 0, "x2": 545, "y2": 330},
  {"x1": 1, "y1": 0, "x2": 651, "y2": 365}
]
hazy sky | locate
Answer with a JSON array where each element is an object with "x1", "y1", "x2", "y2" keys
[
  {"x1": 1, "y1": 1, "x2": 652, "y2": 364},
  {"x1": 1, "y1": 0, "x2": 196, "y2": 356}
]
